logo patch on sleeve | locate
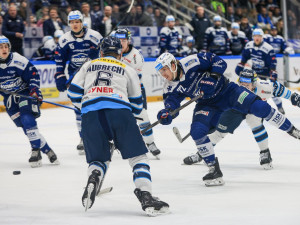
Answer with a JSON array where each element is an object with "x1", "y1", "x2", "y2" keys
[{"x1": 237, "y1": 91, "x2": 249, "y2": 104}]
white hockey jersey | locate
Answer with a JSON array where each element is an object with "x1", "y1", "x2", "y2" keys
[
  {"x1": 121, "y1": 46, "x2": 144, "y2": 81},
  {"x1": 67, "y1": 57, "x2": 143, "y2": 115}
]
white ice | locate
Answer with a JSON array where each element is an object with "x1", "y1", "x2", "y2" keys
[{"x1": 0, "y1": 99, "x2": 300, "y2": 225}]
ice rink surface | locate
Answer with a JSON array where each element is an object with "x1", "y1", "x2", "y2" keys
[{"x1": 0, "y1": 99, "x2": 300, "y2": 225}]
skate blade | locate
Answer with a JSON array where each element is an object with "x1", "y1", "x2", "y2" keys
[
  {"x1": 261, "y1": 163, "x2": 273, "y2": 170},
  {"x1": 51, "y1": 159, "x2": 60, "y2": 165},
  {"x1": 84, "y1": 183, "x2": 95, "y2": 212},
  {"x1": 204, "y1": 177, "x2": 225, "y2": 187},
  {"x1": 30, "y1": 160, "x2": 42, "y2": 168},
  {"x1": 145, "y1": 206, "x2": 170, "y2": 217},
  {"x1": 97, "y1": 187, "x2": 113, "y2": 197},
  {"x1": 155, "y1": 154, "x2": 160, "y2": 160}
]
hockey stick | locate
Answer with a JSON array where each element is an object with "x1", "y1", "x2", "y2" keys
[
  {"x1": 257, "y1": 75, "x2": 300, "y2": 84},
  {"x1": 0, "y1": 88, "x2": 80, "y2": 113},
  {"x1": 172, "y1": 127, "x2": 191, "y2": 143},
  {"x1": 141, "y1": 93, "x2": 204, "y2": 135}
]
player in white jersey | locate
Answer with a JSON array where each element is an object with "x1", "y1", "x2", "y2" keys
[
  {"x1": 114, "y1": 28, "x2": 161, "y2": 159},
  {"x1": 55, "y1": 10, "x2": 102, "y2": 154},
  {"x1": 67, "y1": 36, "x2": 169, "y2": 216},
  {"x1": 183, "y1": 68, "x2": 300, "y2": 169}
]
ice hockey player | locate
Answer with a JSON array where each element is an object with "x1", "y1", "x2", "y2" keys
[
  {"x1": 158, "y1": 15, "x2": 182, "y2": 56},
  {"x1": 236, "y1": 28, "x2": 285, "y2": 114},
  {"x1": 180, "y1": 36, "x2": 198, "y2": 57},
  {"x1": 55, "y1": 10, "x2": 102, "y2": 155},
  {"x1": 154, "y1": 52, "x2": 300, "y2": 186},
  {"x1": 114, "y1": 28, "x2": 161, "y2": 159},
  {"x1": 0, "y1": 35, "x2": 59, "y2": 167},
  {"x1": 183, "y1": 68, "x2": 300, "y2": 169},
  {"x1": 31, "y1": 35, "x2": 54, "y2": 60},
  {"x1": 227, "y1": 22, "x2": 248, "y2": 55},
  {"x1": 264, "y1": 25, "x2": 294, "y2": 55},
  {"x1": 67, "y1": 36, "x2": 169, "y2": 216},
  {"x1": 203, "y1": 15, "x2": 231, "y2": 55}
]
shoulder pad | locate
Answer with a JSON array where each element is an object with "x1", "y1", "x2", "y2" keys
[
  {"x1": 245, "y1": 41, "x2": 254, "y2": 49},
  {"x1": 163, "y1": 80, "x2": 179, "y2": 94},
  {"x1": 59, "y1": 32, "x2": 73, "y2": 47},
  {"x1": 86, "y1": 28, "x2": 102, "y2": 44},
  {"x1": 238, "y1": 31, "x2": 246, "y2": 38},
  {"x1": 160, "y1": 27, "x2": 171, "y2": 35},
  {"x1": 261, "y1": 42, "x2": 274, "y2": 53},
  {"x1": 11, "y1": 53, "x2": 29, "y2": 69},
  {"x1": 179, "y1": 54, "x2": 200, "y2": 74},
  {"x1": 205, "y1": 27, "x2": 214, "y2": 34}
]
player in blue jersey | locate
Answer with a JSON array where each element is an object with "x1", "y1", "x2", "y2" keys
[
  {"x1": 264, "y1": 26, "x2": 294, "y2": 55},
  {"x1": 183, "y1": 68, "x2": 300, "y2": 169},
  {"x1": 236, "y1": 28, "x2": 285, "y2": 114},
  {"x1": 203, "y1": 15, "x2": 231, "y2": 55},
  {"x1": 0, "y1": 35, "x2": 59, "y2": 167},
  {"x1": 154, "y1": 52, "x2": 300, "y2": 186},
  {"x1": 227, "y1": 23, "x2": 248, "y2": 55},
  {"x1": 68, "y1": 36, "x2": 169, "y2": 216},
  {"x1": 158, "y1": 15, "x2": 182, "y2": 57},
  {"x1": 54, "y1": 10, "x2": 102, "y2": 154}
]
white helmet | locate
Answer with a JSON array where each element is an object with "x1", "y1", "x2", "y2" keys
[
  {"x1": 155, "y1": 53, "x2": 177, "y2": 79},
  {"x1": 252, "y1": 28, "x2": 264, "y2": 37},
  {"x1": 165, "y1": 15, "x2": 175, "y2": 22},
  {"x1": 43, "y1": 39, "x2": 56, "y2": 51},
  {"x1": 186, "y1": 36, "x2": 195, "y2": 44},
  {"x1": 68, "y1": 10, "x2": 83, "y2": 24},
  {"x1": 0, "y1": 35, "x2": 11, "y2": 50},
  {"x1": 42, "y1": 35, "x2": 53, "y2": 45},
  {"x1": 54, "y1": 30, "x2": 64, "y2": 38},
  {"x1": 213, "y1": 15, "x2": 222, "y2": 22},
  {"x1": 231, "y1": 22, "x2": 240, "y2": 30}
]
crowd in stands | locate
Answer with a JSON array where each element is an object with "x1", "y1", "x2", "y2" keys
[{"x1": 0, "y1": 0, "x2": 299, "y2": 57}]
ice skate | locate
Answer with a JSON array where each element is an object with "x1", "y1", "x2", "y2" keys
[
  {"x1": 147, "y1": 142, "x2": 161, "y2": 159},
  {"x1": 29, "y1": 148, "x2": 42, "y2": 168},
  {"x1": 288, "y1": 126, "x2": 300, "y2": 139},
  {"x1": 82, "y1": 169, "x2": 101, "y2": 211},
  {"x1": 183, "y1": 152, "x2": 203, "y2": 165},
  {"x1": 46, "y1": 149, "x2": 60, "y2": 165},
  {"x1": 134, "y1": 188, "x2": 169, "y2": 217},
  {"x1": 77, "y1": 138, "x2": 85, "y2": 155},
  {"x1": 203, "y1": 158, "x2": 224, "y2": 186},
  {"x1": 278, "y1": 107, "x2": 285, "y2": 115},
  {"x1": 260, "y1": 149, "x2": 273, "y2": 170}
]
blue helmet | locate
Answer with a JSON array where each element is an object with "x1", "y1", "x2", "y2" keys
[
  {"x1": 101, "y1": 36, "x2": 122, "y2": 55},
  {"x1": 238, "y1": 68, "x2": 257, "y2": 84}
]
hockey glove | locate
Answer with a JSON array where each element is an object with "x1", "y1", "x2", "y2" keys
[
  {"x1": 55, "y1": 73, "x2": 67, "y2": 92},
  {"x1": 291, "y1": 93, "x2": 300, "y2": 107},
  {"x1": 89, "y1": 46, "x2": 99, "y2": 60},
  {"x1": 29, "y1": 87, "x2": 43, "y2": 104},
  {"x1": 157, "y1": 109, "x2": 173, "y2": 125},
  {"x1": 270, "y1": 70, "x2": 278, "y2": 81},
  {"x1": 235, "y1": 62, "x2": 245, "y2": 76}
]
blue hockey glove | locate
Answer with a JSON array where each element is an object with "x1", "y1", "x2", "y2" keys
[
  {"x1": 270, "y1": 70, "x2": 278, "y2": 81},
  {"x1": 89, "y1": 46, "x2": 99, "y2": 60},
  {"x1": 157, "y1": 109, "x2": 173, "y2": 125},
  {"x1": 29, "y1": 87, "x2": 43, "y2": 104},
  {"x1": 235, "y1": 62, "x2": 245, "y2": 75},
  {"x1": 291, "y1": 93, "x2": 300, "y2": 107},
  {"x1": 55, "y1": 73, "x2": 67, "y2": 92}
]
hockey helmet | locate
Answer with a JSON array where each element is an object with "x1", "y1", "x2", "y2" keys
[
  {"x1": 231, "y1": 22, "x2": 240, "y2": 30},
  {"x1": 155, "y1": 52, "x2": 177, "y2": 79},
  {"x1": 42, "y1": 35, "x2": 53, "y2": 44},
  {"x1": 238, "y1": 68, "x2": 257, "y2": 84},
  {"x1": 115, "y1": 28, "x2": 131, "y2": 40},
  {"x1": 0, "y1": 35, "x2": 11, "y2": 50},
  {"x1": 213, "y1": 15, "x2": 222, "y2": 22},
  {"x1": 165, "y1": 15, "x2": 175, "y2": 22},
  {"x1": 54, "y1": 30, "x2": 64, "y2": 38},
  {"x1": 68, "y1": 10, "x2": 83, "y2": 24},
  {"x1": 186, "y1": 36, "x2": 195, "y2": 44},
  {"x1": 101, "y1": 36, "x2": 122, "y2": 55},
  {"x1": 252, "y1": 28, "x2": 264, "y2": 37}
]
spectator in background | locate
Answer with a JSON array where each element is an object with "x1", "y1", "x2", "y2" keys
[
  {"x1": 257, "y1": 7, "x2": 273, "y2": 29},
  {"x1": 211, "y1": 0, "x2": 226, "y2": 14},
  {"x1": 228, "y1": 22, "x2": 248, "y2": 55},
  {"x1": 145, "y1": 6, "x2": 156, "y2": 26},
  {"x1": 190, "y1": 6, "x2": 211, "y2": 51},
  {"x1": 112, "y1": 4, "x2": 121, "y2": 22},
  {"x1": 36, "y1": 6, "x2": 49, "y2": 22},
  {"x1": 0, "y1": 15, "x2": 3, "y2": 35},
  {"x1": 240, "y1": 16, "x2": 253, "y2": 40},
  {"x1": 234, "y1": 7, "x2": 243, "y2": 22},
  {"x1": 2, "y1": 4, "x2": 25, "y2": 55},
  {"x1": 154, "y1": 8, "x2": 165, "y2": 27},
  {"x1": 135, "y1": 5, "x2": 152, "y2": 26},
  {"x1": 272, "y1": 7, "x2": 282, "y2": 25},
  {"x1": 248, "y1": 8, "x2": 258, "y2": 25},
  {"x1": 91, "y1": 2, "x2": 102, "y2": 19},
  {"x1": 123, "y1": 5, "x2": 138, "y2": 26},
  {"x1": 98, "y1": 6, "x2": 117, "y2": 36},
  {"x1": 18, "y1": 0, "x2": 29, "y2": 21},
  {"x1": 43, "y1": 7, "x2": 63, "y2": 37},
  {"x1": 81, "y1": 2, "x2": 98, "y2": 31},
  {"x1": 276, "y1": 18, "x2": 284, "y2": 36},
  {"x1": 59, "y1": 5, "x2": 72, "y2": 26},
  {"x1": 226, "y1": 6, "x2": 239, "y2": 23},
  {"x1": 28, "y1": 15, "x2": 38, "y2": 27}
]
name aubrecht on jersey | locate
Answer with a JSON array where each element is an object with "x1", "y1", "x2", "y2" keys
[{"x1": 87, "y1": 64, "x2": 125, "y2": 75}]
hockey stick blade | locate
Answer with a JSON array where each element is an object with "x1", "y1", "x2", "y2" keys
[
  {"x1": 173, "y1": 127, "x2": 183, "y2": 143},
  {"x1": 97, "y1": 187, "x2": 113, "y2": 197}
]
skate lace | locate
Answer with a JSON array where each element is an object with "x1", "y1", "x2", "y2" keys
[
  {"x1": 30, "y1": 150, "x2": 39, "y2": 157},
  {"x1": 147, "y1": 142, "x2": 157, "y2": 152},
  {"x1": 260, "y1": 151, "x2": 270, "y2": 161},
  {"x1": 292, "y1": 129, "x2": 300, "y2": 139},
  {"x1": 208, "y1": 165, "x2": 216, "y2": 174},
  {"x1": 189, "y1": 153, "x2": 200, "y2": 162},
  {"x1": 46, "y1": 150, "x2": 55, "y2": 159}
]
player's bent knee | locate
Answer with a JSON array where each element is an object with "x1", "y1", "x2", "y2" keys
[
  {"x1": 190, "y1": 122, "x2": 209, "y2": 140},
  {"x1": 20, "y1": 113, "x2": 37, "y2": 129}
]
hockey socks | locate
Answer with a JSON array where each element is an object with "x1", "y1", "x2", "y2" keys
[{"x1": 264, "y1": 108, "x2": 292, "y2": 132}]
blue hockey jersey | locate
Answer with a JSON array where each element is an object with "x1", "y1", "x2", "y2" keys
[
  {"x1": 264, "y1": 34, "x2": 287, "y2": 54},
  {"x1": 159, "y1": 27, "x2": 182, "y2": 56},
  {"x1": 0, "y1": 52, "x2": 40, "y2": 98},
  {"x1": 162, "y1": 53, "x2": 227, "y2": 111},
  {"x1": 203, "y1": 26, "x2": 230, "y2": 55},
  {"x1": 240, "y1": 41, "x2": 277, "y2": 76},
  {"x1": 228, "y1": 31, "x2": 248, "y2": 55},
  {"x1": 55, "y1": 28, "x2": 102, "y2": 79}
]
